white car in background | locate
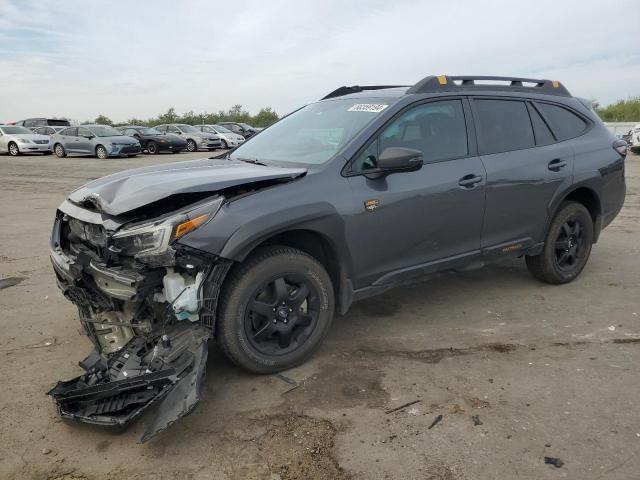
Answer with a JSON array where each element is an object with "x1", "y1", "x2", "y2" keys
[
  {"x1": 0, "y1": 125, "x2": 51, "y2": 156},
  {"x1": 194, "y1": 124, "x2": 245, "y2": 149},
  {"x1": 629, "y1": 124, "x2": 640, "y2": 153}
]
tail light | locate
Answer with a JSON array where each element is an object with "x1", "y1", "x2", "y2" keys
[{"x1": 613, "y1": 139, "x2": 627, "y2": 157}]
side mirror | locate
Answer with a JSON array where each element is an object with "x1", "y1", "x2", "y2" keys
[
  {"x1": 364, "y1": 147, "x2": 423, "y2": 180},
  {"x1": 84, "y1": 135, "x2": 94, "y2": 139}
]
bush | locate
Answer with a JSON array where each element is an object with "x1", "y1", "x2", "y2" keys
[{"x1": 595, "y1": 97, "x2": 640, "y2": 122}]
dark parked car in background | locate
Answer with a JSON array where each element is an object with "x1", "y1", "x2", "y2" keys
[
  {"x1": 47, "y1": 75, "x2": 626, "y2": 441},
  {"x1": 218, "y1": 121, "x2": 260, "y2": 138},
  {"x1": 51, "y1": 125, "x2": 141, "y2": 159},
  {"x1": 14, "y1": 117, "x2": 70, "y2": 129},
  {"x1": 118, "y1": 125, "x2": 187, "y2": 154}
]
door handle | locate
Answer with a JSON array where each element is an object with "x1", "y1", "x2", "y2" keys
[
  {"x1": 548, "y1": 159, "x2": 567, "y2": 171},
  {"x1": 458, "y1": 174, "x2": 483, "y2": 188}
]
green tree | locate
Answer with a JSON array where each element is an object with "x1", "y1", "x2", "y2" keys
[
  {"x1": 94, "y1": 114, "x2": 113, "y2": 125},
  {"x1": 595, "y1": 97, "x2": 640, "y2": 122},
  {"x1": 252, "y1": 107, "x2": 279, "y2": 128}
]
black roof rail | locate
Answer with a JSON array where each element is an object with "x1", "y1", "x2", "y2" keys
[
  {"x1": 321, "y1": 85, "x2": 409, "y2": 100},
  {"x1": 406, "y1": 75, "x2": 571, "y2": 97}
]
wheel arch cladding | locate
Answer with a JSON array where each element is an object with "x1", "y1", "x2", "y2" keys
[{"x1": 553, "y1": 186, "x2": 603, "y2": 242}]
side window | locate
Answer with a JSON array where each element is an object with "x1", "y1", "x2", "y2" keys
[
  {"x1": 168, "y1": 126, "x2": 180, "y2": 133},
  {"x1": 527, "y1": 103, "x2": 555, "y2": 146},
  {"x1": 24, "y1": 120, "x2": 35, "y2": 128},
  {"x1": 354, "y1": 100, "x2": 468, "y2": 171},
  {"x1": 35, "y1": 119, "x2": 46, "y2": 126},
  {"x1": 475, "y1": 99, "x2": 534, "y2": 154},
  {"x1": 77, "y1": 127, "x2": 91, "y2": 137},
  {"x1": 537, "y1": 103, "x2": 588, "y2": 141},
  {"x1": 63, "y1": 127, "x2": 77, "y2": 136},
  {"x1": 125, "y1": 129, "x2": 136, "y2": 136}
]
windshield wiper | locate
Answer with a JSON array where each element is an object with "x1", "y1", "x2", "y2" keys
[{"x1": 236, "y1": 157, "x2": 267, "y2": 166}]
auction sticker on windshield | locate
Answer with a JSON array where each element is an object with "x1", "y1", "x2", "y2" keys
[{"x1": 348, "y1": 104, "x2": 388, "y2": 113}]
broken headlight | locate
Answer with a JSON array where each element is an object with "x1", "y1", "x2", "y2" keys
[{"x1": 112, "y1": 197, "x2": 222, "y2": 259}]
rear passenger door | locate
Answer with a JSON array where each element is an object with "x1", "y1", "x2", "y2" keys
[
  {"x1": 471, "y1": 98, "x2": 574, "y2": 254},
  {"x1": 60, "y1": 128, "x2": 78, "y2": 152}
]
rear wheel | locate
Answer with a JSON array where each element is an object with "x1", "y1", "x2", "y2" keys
[
  {"x1": 96, "y1": 145, "x2": 108, "y2": 159},
  {"x1": 146, "y1": 141, "x2": 158, "y2": 154},
  {"x1": 217, "y1": 246, "x2": 334, "y2": 373},
  {"x1": 54, "y1": 144, "x2": 66, "y2": 158},
  {"x1": 526, "y1": 202, "x2": 594, "y2": 284},
  {"x1": 186, "y1": 139, "x2": 197, "y2": 152},
  {"x1": 8, "y1": 142, "x2": 19, "y2": 156}
]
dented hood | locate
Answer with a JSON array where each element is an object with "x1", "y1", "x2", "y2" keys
[{"x1": 68, "y1": 158, "x2": 306, "y2": 215}]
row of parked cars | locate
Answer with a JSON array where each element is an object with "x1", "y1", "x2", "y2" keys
[{"x1": 0, "y1": 117, "x2": 263, "y2": 158}]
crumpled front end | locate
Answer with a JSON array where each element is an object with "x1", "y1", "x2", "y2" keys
[{"x1": 48, "y1": 197, "x2": 229, "y2": 442}]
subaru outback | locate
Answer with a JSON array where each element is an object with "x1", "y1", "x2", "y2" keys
[{"x1": 48, "y1": 75, "x2": 626, "y2": 441}]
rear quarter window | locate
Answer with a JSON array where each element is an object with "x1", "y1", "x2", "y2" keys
[
  {"x1": 475, "y1": 99, "x2": 534, "y2": 154},
  {"x1": 537, "y1": 103, "x2": 588, "y2": 141}
]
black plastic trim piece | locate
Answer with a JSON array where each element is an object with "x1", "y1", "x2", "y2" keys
[{"x1": 407, "y1": 75, "x2": 571, "y2": 97}]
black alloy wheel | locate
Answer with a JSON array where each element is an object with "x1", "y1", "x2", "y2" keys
[
  {"x1": 553, "y1": 218, "x2": 586, "y2": 272},
  {"x1": 146, "y1": 141, "x2": 158, "y2": 154},
  {"x1": 216, "y1": 246, "x2": 334, "y2": 373},
  {"x1": 244, "y1": 274, "x2": 319, "y2": 355},
  {"x1": 526, "y1": 202, "x2": 593, "y2": 284}
]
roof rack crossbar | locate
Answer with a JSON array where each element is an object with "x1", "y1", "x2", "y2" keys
[
  {"x1": 321, "y1": 85, "x2": 410, "y2": 100},
  {"x1": 406, "y1": 75, "x2": 571, "y2": 97}
]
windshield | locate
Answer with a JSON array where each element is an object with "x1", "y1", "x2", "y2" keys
[
  {"x1": 0, "y1": 126, "x2": 32, "y2": 134},
  {"x1": 177, "y1": 124, "x2": 200, "y2": 133},
  {"x1": 230, "y1": 99, "x2": 389, "y2": 165},
  {"x1": 239, "y1": 123, "x2": 253, "y2": 129},
  {"x1": 213, "y1": 125, "x2": 232, "y2": 134},
  {"x1": 139, "y1": 127, "x2": 161, "y2": 135},
  {"x1": 87, "y1": 125, "x2": 123, "y2": 137}
]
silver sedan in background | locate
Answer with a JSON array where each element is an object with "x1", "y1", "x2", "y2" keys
[
  {"x1": 194, "y1": 124, "x2": 245, "y2": 148},
  {"x1": 0, "y1": 125, "x2": 51, "y2": 156},
  {"x1": 51, "y1": 125, "x2": 141, "y2": 159}
]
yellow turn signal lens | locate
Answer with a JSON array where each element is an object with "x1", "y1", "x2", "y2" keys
[{"x1": 174, "y1": 214, "x2": 209, "y2": 239}]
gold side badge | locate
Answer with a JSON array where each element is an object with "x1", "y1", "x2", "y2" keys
[{"x1": 364, "y1": 199, "x2": 379, "y2": 212}]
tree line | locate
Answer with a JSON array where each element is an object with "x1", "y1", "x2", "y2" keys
[
  {"x1": 593, "y1": 97, "x2": 640, "y2": 122},
  {"x1": 88, "y1": 105, "x2": 280, "y2": 128}
]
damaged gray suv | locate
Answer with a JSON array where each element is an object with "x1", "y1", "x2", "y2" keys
[{"x1": 48, "y1": 75, "x2": 626, "y2": 441}]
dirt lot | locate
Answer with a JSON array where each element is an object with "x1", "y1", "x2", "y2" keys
[{"x1": 0, "y1": 150, "x2": 639, "y2": 480}]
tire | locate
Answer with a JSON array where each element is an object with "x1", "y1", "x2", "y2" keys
[
  {"x1": 526, "y1": 201, "x2": 594, "y2": 284},
  {"x1": 217, "y1": 246, "x2": 335, "y2": 374},
  {"x1": 222, "y1": 140, "x2": 228, "y2": 149},
  {"x1": 186, "y1": 139, "x2": 197, "y2": 152},
  {"x1": 146, "y1": 141, "x2": 158, "y2": 154},
  {"x1": 8, "y1": 142, "x2": 19, "y2": 156},
  {"x1": 54, "y1": 144, "x2": 66, "y2": 158},
  {"x1": 96, "y1": 145, "x2": 108, "y2": 159}
]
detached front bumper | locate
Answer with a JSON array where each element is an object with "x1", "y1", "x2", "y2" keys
[{"x1": 48, "y1": 211, "x2": 222, "y2": 442}]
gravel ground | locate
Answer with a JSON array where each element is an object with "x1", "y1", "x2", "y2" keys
[{"x1": 0, "y1": 150, "x2": 638, "y2": 480}]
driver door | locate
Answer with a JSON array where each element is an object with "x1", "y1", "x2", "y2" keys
[
  {"x1": 76, "y1": 127, "x2": 94, "y2": 154},
  {"x1": 345, "y1": 98, "x2": 487, "y2": 288}
]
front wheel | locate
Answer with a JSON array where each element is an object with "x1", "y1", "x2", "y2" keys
[
  {"x1": 217, "y1": 246, "x2": 335, "y2": 373},
  {"x1": 146, "y1": 141, "x2": 158, "y2": 154},
  {"x1": 8, "y1": 142, "x2": 19, "y2": 156},
  {"x1": 54, "y1": 144, "x2": 66, "y2": 158},
  {"x1": 96, "y1": 145, "x2": 108, "y2": 159},
  {"x1": 186, "y1": 139, "x2": 197, "y2": 152},
  {"x1": 222, "y1": 140, "x2": 229, "y2": 149},
  {"x1": 526, "y1": 202, "x2": 594, "y2": 284}
]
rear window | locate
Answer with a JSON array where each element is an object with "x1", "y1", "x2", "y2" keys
[
  {"x1": 537, "y1": 103, "x2": 587, "y2": 141},
  {"x1": 47, "y1": 119, "x2": 70, "y2": 126},
  {"x1": 475, "y1": 99, "x2": 534, "y2": 154},
  {"x1": 528, "y1": 104, "x2": 555, "y2": 146}
]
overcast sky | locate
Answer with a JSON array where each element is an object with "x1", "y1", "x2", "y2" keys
[{"x1": 1, "y1": 0, "x2": 639, "y2": 123}]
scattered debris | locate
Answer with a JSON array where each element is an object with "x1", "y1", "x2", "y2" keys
[
  {"x1": 545, "y1": 443, "x2": 552, "y2": 447},
  {"x1": 609, "y1": 326, "x2": 616, "y2": 331},
  {"x1": 385, "y1": 399, "x2": 421, "y2": 414},
  {"x1": 42, "y1": 448, "x2": 51, "y2": 455},
  {"x1": 428, "y1": 414, "x2": 443, "y2": 429},
  {"x1": 465, "y1": 397, "x2": 490, "y2": 409},
  {"x1": 448, "y1": 404, "x2": 465, "y2": 414},
  {"x1": 544, "y1": 456, "x2": 564, "y2": 468},
  {"x1": 0, "y1": 276, "x2": 25, "y2": 290},
  {"x1": 471, "y1": 415, "x2": 483, "y2": 426},
  {"x1": 277, "y1": 373, "x2": 301, "y2": 394}
]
